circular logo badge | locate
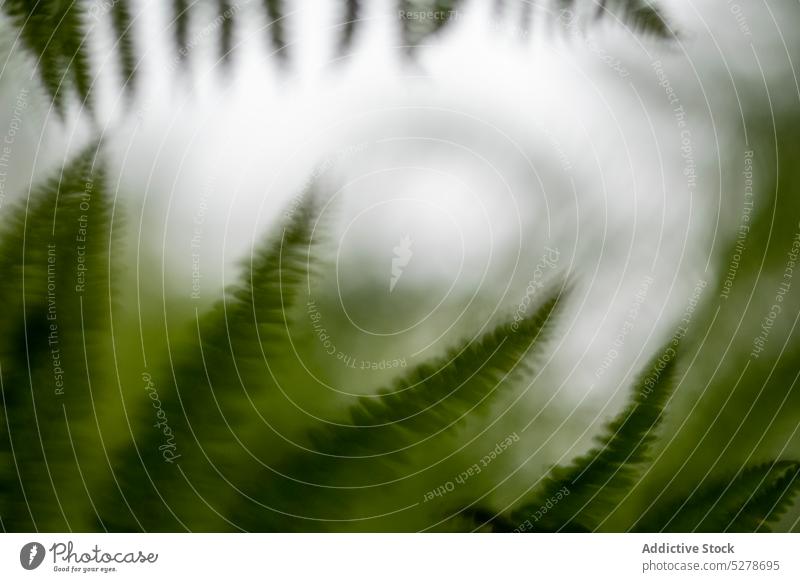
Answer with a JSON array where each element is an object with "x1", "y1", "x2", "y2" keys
[{"x1": 20, "y1": 542, "x2": 46, "y2": 570}]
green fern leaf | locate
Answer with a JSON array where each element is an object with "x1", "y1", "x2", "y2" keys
[
  {"x1": 218, "y1": 0, "x2": 236, "y2": 65},
  {"x1": 173, "y1": 0, "x2": 191, "y2": 60},
  {"x1": 0, "y1": 143, "x2": 113, "y2": 530},
  {"x1": 2, "y1": 0, "x2": 94, "y2": 113},
  {"x1": 642, "y1": 461, "x2": 800, "y2": 532},
  {"x1": 110, "y1": 0, "x2": 138, "y2": 93},
  {"x1": 313, "y1": 285, "x2": 565, "y2": 473},
  {"x1": 227, "y1": 285, "x2": 566, "y2": 530},
  {"x1": 596, "y1": 0, "x2": 672, "y2": 39},
  {"x1": 98, "y1": 193, "x2": 318, "y2": 531},
  {"x1": 507, "y1": 341, "x2": 679, "y2": 531},
  {"x1": 60, "y1": 0, "x2": 94, "y2": 109}
]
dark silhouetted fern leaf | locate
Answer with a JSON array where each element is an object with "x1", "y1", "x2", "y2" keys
[
  {"x1": 596, "y1": 0, "x2": 672, "y2": 38},
  {"x1": 263, "y1": 0, "x2": 288, "y2": 63},
  {"x1": 110, "y1": 0, "x2": 138, "y2": 92},
  {"x1": 218, "y1": 0, "x2": 236, "y2": 65},
  {"x1": 172, "y1": 0, "x2": 191, "y2": 61},
  {"x1": 2, "y1": 0, "x2": 94, "y2": 113},
  {"x1": 641, "y1": 461, "x2": 800, "y2": 532},
  {"x1": 338, "y1": 0, "x2": 360, "y2": 56},
  {"x1": 1, "y1": 0, "x2": 676, "y2": 109},
  {"x1": 555, "y1": 0, "x2": 671, "y2": 39},
  {"x1": 504, "y1": 341, "x2": 679, "y2": 531},
  {"x1": 59, "y1": 5, "x2": 93, "y2": 109}
]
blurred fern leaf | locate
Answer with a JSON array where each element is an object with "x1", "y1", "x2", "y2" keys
[
  {"x1": 1, "y1": 0, "x2": 94, "y2": 113},
  {"x1": 226, "y1": 284, "x2": 567, "y2": 529},
  {"x1": 110, "y1": 0, "x2": 138, "y2": 93},
  {"x1": 0, "y1": 142, "x2": 113, "y2": 531},
  {"x1": 310, "y1": 285, "x2": 565, "y2": 465},
  {"x1": 508, "y1": 342, "x2": 679, "y2": 531},
  {"x1": 98, "y1": 193, "x2": 319, "y2": 531},
  {"x1": 642, "y1": 461, "x2": 800, "y2": 532},
  {"x1": 1, "y1": 0, "x2": 674, "y2": 113}
]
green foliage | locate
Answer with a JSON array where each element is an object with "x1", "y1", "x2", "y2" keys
[
  {"x1": 511, "y1": 342, "x2": 677, "y2": 531},
  {"x1": 463, "y1": 341, "x2": 799, "y2": 533},
  {"x1": 224, "y1": 286, "x2": 566, "y2": 530},
  {"x1": 610, "y1": 0, "x2": 672, "y2": 39},
  {"x1": 639, "y1": 461, "x2": 800, "y2": 532},
  {"x1": 218, "y1": 0, "x2": 235, "y2": 65},
  {"x1": 585, "y1": 0, "x2": 673, "y2": 39},
  {"x1": 313, "y1": 286, "x2": 563, "y2": 461},
  {"x1": 1, "y1": 0, "x2": 675, "y2": 113},
  {"x1": 172, "y1": 0, "x2": 191, "y2": 61},
  {"x1": 1, "y1": 0, "x2": 93, "y2": 113},
  {"x1": 97, "y1": 193, "x2": 320, "y2": 531},
  {"x1": 0, "y1": 144, "x2": 798, "y2": 533},
  {"x1": 110, "y1": 0, "x2": 137, "y2": 93},
  {"x1": 0, "y1": 143, "x2": 113, "y2": 530}
]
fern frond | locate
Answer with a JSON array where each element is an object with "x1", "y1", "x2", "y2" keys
[
  {"x1": 263, "y1": 0, "x2": 288, "y2": 63},
  {"x1": 338, "y1": 0, "x2": 360, "y2": 56},
  {"x1": 398, "y1": 0, "x2": 463, "y2": 52},
  {"x1": 61, "y1": 1, "x2": 93, "y2": 110},
  {"x1": 172, "y1": 0, "x2": 191, "y2": 61},
  {"x1": 641, "y1": 461, "x2": 800, "y2": 532},
  {"x1": 0, "y1": 142, "x2": 113, "y2": 530},
  {"x1": 2, "y1": 0, "x2": 94, "y2": 113},
  {"x1": 314, "y1": 284, "x2": 565, "y2": 468},
  {"x1": 596, "y1": 0, "x2": 672, "y2": 39},
  {"x1": 218, "y1": 0, "x2": 235, "y2": 65},
  {"x1": 1, "y1": 0, "x2": 676, "y2": 109},
  {"x1": 508, "y1": 341, "x2": 679, "y2": 531},
  {"x1": 226, "y1": 285, "x2": 567, "y2": 530},
  {"x1": 98, "y1": 192, "x2": 319, "y2": 531},
  {"x1": 110, "y1": 0, "x2": 138, "y2": 93}
]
